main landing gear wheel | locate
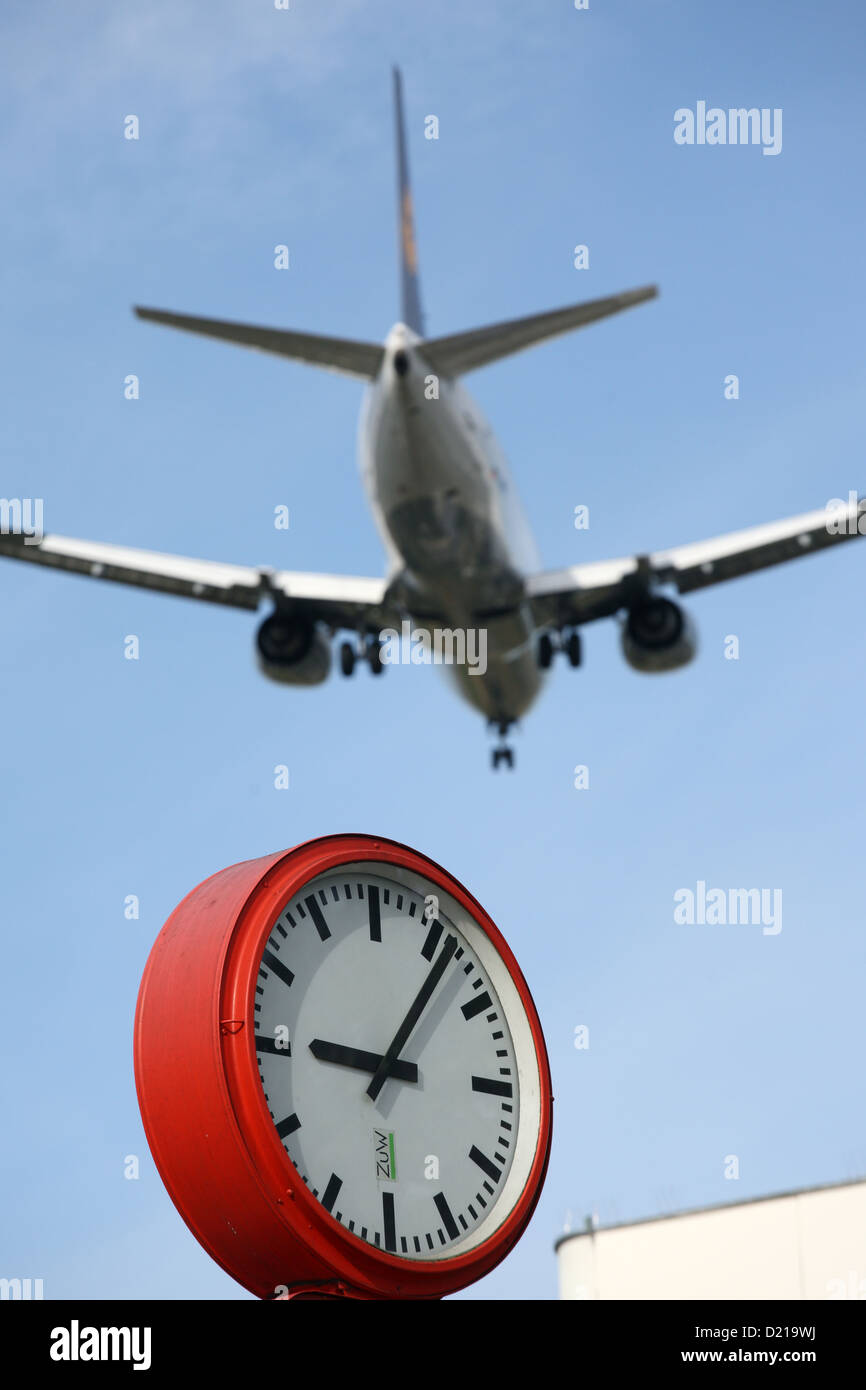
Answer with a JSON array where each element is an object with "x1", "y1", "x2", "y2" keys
[
  {"x1": 368, "y1": 637, "x2": 384, "y2": 675},
  {"x1": 537, "y1": 628, "x2": 582, "y2": 669},
  {"x1": 339, "y1": 636, "x2": 384, "y2": 676},
  {"x1": 537, "y1": 633, "x2": 554, "y2": 670}
]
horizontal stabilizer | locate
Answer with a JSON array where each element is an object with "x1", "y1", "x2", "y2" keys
[
  {"x1": 421, "y1": 285, "x2": 658, "y2": 377},
  {"x1": 134, "y1": 307, "x2": 385, "y2": 380}
]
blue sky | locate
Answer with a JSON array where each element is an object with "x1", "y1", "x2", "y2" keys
[{"x1": 1, "y1": 0, "x2": 865, "y2": 1300}]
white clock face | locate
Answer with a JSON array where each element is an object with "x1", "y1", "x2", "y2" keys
[{"x1": 252, "y1": 859, "x2": 542, "y2": 1262}]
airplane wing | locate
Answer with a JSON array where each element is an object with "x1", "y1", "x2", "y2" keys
[
  {"x1": 527, "y1": 497, "x2": 866, "y2": 628},
  {"x1": 0, "y1": 532, "x2": 400, "y2": 631}
]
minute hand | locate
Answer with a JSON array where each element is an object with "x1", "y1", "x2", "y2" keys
[{"x1": 367, "y1": 932, "x2": 458, "y2": 1101}]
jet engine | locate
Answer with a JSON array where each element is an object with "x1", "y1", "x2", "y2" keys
[
  {"x1": 621, "y1": 596, "x2": 697, "y2": 673},
  {"x1": 255, "y1": 612, "x2": 332, "y2": 686}
]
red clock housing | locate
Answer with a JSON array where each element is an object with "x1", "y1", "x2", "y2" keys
[{"x1": 134, "y1": 834, "x2": 553, "y2": 1299}]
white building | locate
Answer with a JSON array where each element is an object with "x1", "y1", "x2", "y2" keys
[{"x1": 556, "y1": 1178, "x2": 866, "y2": 1300}]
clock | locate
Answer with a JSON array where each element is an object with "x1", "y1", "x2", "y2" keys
[{"x1": 134, "y1": 834, "x2": 552, "y2": 1299}]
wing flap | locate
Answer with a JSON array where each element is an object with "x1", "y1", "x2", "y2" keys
[{"x1": 269, "y1": 569, "x2": 397, "y2": 630}]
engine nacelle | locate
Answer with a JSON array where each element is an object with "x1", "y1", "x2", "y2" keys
[
  {"x1": 255, "y1": 612, "x2": 332, "y2": 686},
  {"x1": 621, "y1": 597, "x2": 697, "y2": 674}
]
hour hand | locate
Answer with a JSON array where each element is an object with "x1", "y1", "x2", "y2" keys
[{"x1": 309, "y1": 1038, "x2": 418, "y2": 1084}]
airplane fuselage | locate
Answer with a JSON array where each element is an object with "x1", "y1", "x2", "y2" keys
[{"x1": 359, "y1": 324, "x2": 545, "y2": 727}]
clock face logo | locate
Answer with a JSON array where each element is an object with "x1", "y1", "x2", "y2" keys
[
  {"x1": 135, "y1": 836, "x2": 551, "y2": 1298},
  {"x1": 254, "y1": 861, "x2": 534, "y2": 1261}
]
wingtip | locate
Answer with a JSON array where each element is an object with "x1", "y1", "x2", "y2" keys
[{"x1": 629, "y1": 284, "x2": 660, "y2": 305}]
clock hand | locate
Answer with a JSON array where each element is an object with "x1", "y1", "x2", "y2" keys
[
  {"x1": 309, "y1": 1038, "x2": 418, "y2": 1083},
  {"x1": 366, "y1": 932, "x2": 458, "y2": 1101}
]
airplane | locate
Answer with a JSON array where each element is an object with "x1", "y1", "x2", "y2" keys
[{"x1": 2, "y1": 68, "x2": 865, "y2": 769}]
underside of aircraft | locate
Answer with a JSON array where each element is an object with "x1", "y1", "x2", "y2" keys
[{"x1": 2, "y1": 68, "x2": 864, "y2": 769}]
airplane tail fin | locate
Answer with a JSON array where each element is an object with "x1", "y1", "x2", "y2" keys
[
  {"x1": 393, "y1": 66, "x2": 425, "y2": 336},
  {"x1": 133, "y1": 307, "x2": 384, "y2": 380},
  {"x1": 135, "y1": 74, "x2": 654, "y2": 383},
  {"x1": 421, "y1": 285, "x2": 658, "y2": 377}
]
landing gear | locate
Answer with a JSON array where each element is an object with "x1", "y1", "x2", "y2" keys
[
  {"x1": 565, "y1": 630, "x2": 582, "y2": 668},
  {"x1": 537, "y1": 628, "x2": 582, "y2": 669},
  {"x1": 489, "y1": 719, "x2": 516, "y2": 771},
  {"x1": 339, "y1": 635, "x2": 384, "y2": 676}
]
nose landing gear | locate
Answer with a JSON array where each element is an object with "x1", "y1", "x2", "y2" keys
[{"x1": 489, "y1": 719, "x2": 516, "y2": 771}]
